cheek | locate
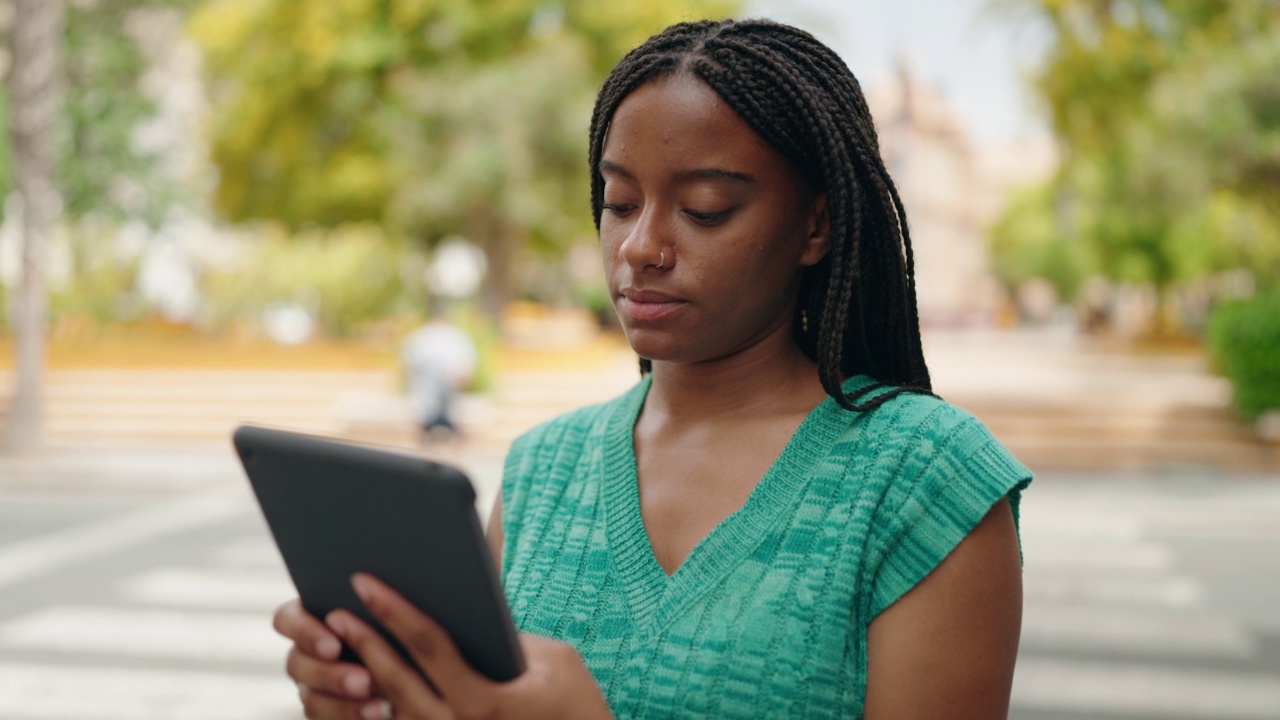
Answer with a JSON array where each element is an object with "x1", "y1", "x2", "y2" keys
[{"x1": 598, "y1": 225, "x2": 622, "y2": 267}]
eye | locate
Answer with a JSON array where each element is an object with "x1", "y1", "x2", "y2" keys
[
  {"x1": 684, "y1": 207, "x2": 736, "y2": 226},
  {"x1": 601, "y1": 203, "x2": 636, "y2": 218}
]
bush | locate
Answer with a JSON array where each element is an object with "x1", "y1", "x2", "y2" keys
[
  {"x1": 203, "y1": 223, "x2": 418, "y2": 337},
  {"x1": 1206, "y1": 287, "x2": 1280, "y2": 420}
]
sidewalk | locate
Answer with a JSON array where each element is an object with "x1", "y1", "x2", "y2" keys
[{"x1": 0, "y1": 328, "x2": 1276, "y2": 494}]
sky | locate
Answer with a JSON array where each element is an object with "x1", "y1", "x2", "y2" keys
[{"x1": 744, "y1": 0, "x2": 1051, "y2": 148}]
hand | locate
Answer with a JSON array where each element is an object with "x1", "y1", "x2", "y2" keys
[
  {"x1": 273, "y1": 597, "x2": 381, "y2": 719},
  {"x1": 325, "y1": 572, "x2": 613, "y2": 720}
]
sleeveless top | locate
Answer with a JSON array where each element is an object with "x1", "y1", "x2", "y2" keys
[{"x1": 500, "y1": 375, "x2": 1032, "y2": 718}]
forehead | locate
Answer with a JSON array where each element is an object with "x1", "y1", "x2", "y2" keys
[{"x1": 602, "y1": 73, "x2": 788, "y2": 177}]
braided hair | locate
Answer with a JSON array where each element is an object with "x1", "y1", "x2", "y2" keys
[{"x1": 589, "y1": 18, "x2": 932, "y2": 412}]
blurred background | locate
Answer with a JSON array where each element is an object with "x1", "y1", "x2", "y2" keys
[{"x1": 0, "y1": 0, "x2": 1276, "y2": 718}]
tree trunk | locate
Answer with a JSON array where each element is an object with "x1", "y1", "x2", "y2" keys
[
  {"x1": 5, "y1": 0, "x2": 65, "y2": 453},
  {"x1": 482, "y1": 224, "x2": 519, "y2": 317}
]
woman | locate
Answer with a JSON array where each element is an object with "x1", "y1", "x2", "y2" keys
[{"x1": 276, "y1": 18, "x2": 1031, "y2": 720}]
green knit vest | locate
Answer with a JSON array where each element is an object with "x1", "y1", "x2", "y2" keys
[{"x1": 501, "y1": 376, "x2": 1031, "y2": 719}]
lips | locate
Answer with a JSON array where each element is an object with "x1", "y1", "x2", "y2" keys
[{"x1": 618, "y1": 288, "x2": 686, "y2": 322}]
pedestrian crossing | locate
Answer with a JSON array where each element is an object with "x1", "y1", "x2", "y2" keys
[
  {"x1": 1010, "y1": 483, "x2": 1280, "y2": 719},
  {"x1": 0, "y1": 505, "x2": 303, "y2": 719},
  {"x1": 0, "y1": 482, "x2": 1277, "y2": 719}
]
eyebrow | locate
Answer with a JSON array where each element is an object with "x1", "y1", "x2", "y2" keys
[{"x1": 598, "y1": 160, "x2": 755, "y2": 185}]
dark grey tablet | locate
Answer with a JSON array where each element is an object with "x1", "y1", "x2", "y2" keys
[{"x1": 233, "y1": 424, "x2": 524, "y2": 682}]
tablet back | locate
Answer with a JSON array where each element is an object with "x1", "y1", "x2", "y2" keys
[{"x1": 234, "y1": 424, "x2": 524, "y2": 682}]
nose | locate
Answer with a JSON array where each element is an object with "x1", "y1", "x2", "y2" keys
[{"x1": 616, "y1": 205, "x2": 669, "y2": 271}]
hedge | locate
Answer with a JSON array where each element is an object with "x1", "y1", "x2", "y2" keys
[{"x1": 1206, "y1": 287, "x2": 1280, "y2": 420}]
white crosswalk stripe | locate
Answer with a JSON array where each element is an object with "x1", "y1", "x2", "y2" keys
[
  {"x1": 1024, "y1": 570, "x2": 1204, "y2": 608},
  {"x1": 0, "y1": 492, "x2": 247, "y2": 589},
  {"x1": 0, "y1": 606, "x2": 290, "y2": 664},
  {"x1": 0, "y1": 663, "x2": 298, "y2": 720},
  {"x1": 1021, "y1": 603, "x2": 1256, "y2": 658},
  {"x1": 1013, "y1": 658, "x2": 1280, "y2": 719},
  {"x1": 116, "y1": 567, "x2": 295, "y2": 612},
  {"x1": 210, "y1": 537, "x2": 287, "y2": 570}
]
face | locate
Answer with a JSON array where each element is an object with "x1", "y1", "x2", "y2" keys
[{"x1": 599, "y1": 73, "x2": 829, "y2": 366}]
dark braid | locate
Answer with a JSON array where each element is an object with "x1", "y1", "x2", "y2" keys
[{"x1": 589, "y1": 19, "x2": 933, "y2": 412}]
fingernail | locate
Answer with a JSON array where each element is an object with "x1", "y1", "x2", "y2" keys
[
  {"x1": 343, "y1": 671, "x2": 370, "y2": 697},
  {"x1": 316, "y1": 635, "x2": 341, "y2": 658},
  {"x1": 361, "y1": 699, "x2": 392, "y2": 720},
  {"x1": 351, "y1": 573, "x2": 372, "y2": 603},
  {"x1": 326, "y1": 613, "x2": 348, "y2": 638}
]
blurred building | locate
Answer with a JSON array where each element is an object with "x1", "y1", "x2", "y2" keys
[{"x1": 868, "y1": 61, "x2": 1057, "y2": 327}]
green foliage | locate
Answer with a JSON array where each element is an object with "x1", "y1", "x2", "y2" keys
[
  {"x1": 994, "y1": 0, "x2": 1280, "y2": 306},
  {"x1": 988, "y1": 182, "x2": 1091, "y2": 300},
  {"x1": 0, "y1": 0, "x2": 198, "y2": 224},
  {"x1": 189, "y1": 0, "x2": 737, "y2": 304},
  {"x1": 48, "y1": 225, "x2": 146, "y2": 325},
  {"x1": 202, "y1": 224, "x2": 419, "y2": 337},
  {"x1": 1206, "y1": 287, "x2": 1280, "y2": 420}
]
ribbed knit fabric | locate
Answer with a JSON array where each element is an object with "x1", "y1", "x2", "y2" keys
[{"x1": 500, "y1": 375, "x2": 1032, "y2": 719}]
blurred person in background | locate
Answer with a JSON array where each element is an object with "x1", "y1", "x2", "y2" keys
[
  {"x1": 400, "y1": 308, "x2": 477, "y2": 446},
  {"x1": 276, "y1": 18, "x2": 1031, "y2": 720}
]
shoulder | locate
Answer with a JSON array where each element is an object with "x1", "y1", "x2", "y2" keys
[
  {"x1": 843, "y1": 387, "x2": 1033, "y2": 616},
  {"x1": 858, "y1": 386, "x2": 987, "y2": 445},
  {"x1": 851, "y1": 385, "x2": 1031, "y2": 500},
  {"x1": 815, "y1": 384, "x2": 1007, "y2": 473}
]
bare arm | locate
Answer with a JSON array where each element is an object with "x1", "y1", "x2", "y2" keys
[
  {"x1": 863, "y1": 497, "x2": 1023, "y2": 720},
  {"x1": 487, "y1": 493, "x2": 504, "y2": 569}
]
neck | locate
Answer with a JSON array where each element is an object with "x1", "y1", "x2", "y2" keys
[{"x1": 643, "y1": 326, "x2": 828, "y2": 424}]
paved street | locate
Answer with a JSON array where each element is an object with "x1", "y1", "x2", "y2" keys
[
  {"x1": 1012, "y1": 476, "x2": 1280, "y2": 719},
  {"x1": 0, "y1": 446, "x2": 1277, "y2": 719}
]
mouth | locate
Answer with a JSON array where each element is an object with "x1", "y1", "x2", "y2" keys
[{"x1": 618, "y1": 288, "x2": 686, "y2": 322}]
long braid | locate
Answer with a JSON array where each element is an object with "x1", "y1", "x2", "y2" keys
[{"x1": 590, "y1": 19, "x2": 933, "y2": 411}]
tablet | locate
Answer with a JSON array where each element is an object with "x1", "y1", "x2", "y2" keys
[{"x1": 233, "y1": 424, "x2": 525, "y2": 682}]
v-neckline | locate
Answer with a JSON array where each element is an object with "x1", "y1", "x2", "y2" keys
[{"x1": 600, "y1": 375, "x2": 866, "y2": 634}]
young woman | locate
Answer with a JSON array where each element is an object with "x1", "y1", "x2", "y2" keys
[{"x1": 275, "y1": 18, "x2": 1032, "y2": 720}]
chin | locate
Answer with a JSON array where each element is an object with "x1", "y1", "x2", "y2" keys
[
  {"x1": 626, "y1": 333, "x2": 729, "y2": 367},
  {"x1": 623, "y1": 329, "x2": 688, "y2": 365}
]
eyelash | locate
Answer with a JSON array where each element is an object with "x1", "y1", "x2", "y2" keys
[
  {"x1": 601, "y1": 204, "x2": 736, "y2": 226},
  {"x1": 685, "y1": 208, "x2": 735, "y2": 225}
]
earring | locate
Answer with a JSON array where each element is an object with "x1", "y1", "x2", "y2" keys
[{"x1": 801, "y1": 309, "x2": 809, "y2": 333}]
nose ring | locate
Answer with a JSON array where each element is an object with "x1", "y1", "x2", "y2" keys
[{"x1": 655, "y1": 250, "x2": 665, "y2": 269}]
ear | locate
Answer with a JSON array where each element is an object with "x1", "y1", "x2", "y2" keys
[{"x1": 799, "y1": 192, "x2": 831, "y2": 267}]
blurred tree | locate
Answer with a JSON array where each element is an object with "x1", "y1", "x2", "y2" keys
[
  {"x1": 189, "y1": 0, "x2": 736, "y2": 310},
  {"x1": 1151, "y1": 24, "x2": 1280, "y2": 286},
  {"x1": 0, "y1": 0, "x2": 198, "y2": 225},
  {"x1": 1, "y1": 0, "x2": 200, "y2": 452},
  {"x1": 5, "y1": 0, "x2": 65, "y2": 452},
  {"x1": 988, "y1": 182, "x2": 1090, "y2": 301},
  {"x1": 992, "y1": 0, "x2": 1280, "y2": 333}
]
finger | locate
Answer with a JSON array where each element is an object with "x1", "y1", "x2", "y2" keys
[
  {"x1": 274, "y1": 598, "x2": 343, "y2": 660},
  {"x1": 352, "y1": 573, "x2": 495, "y2": 714},
  {"x1": 327, "y1": 608, "x2": 451, "y2": 719},
  {"x1": 286, "y1": 646, "x2": 374, "y2": 701},
  {"x1": 297, "y1": 683, "x2": 375, "y2": 720}
]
